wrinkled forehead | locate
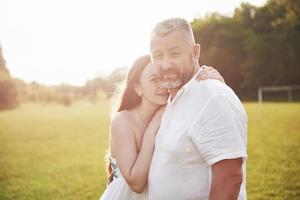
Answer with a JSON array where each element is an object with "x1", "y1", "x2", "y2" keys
[
  {"x1": 150, "y1": 30, "x2": 193, "y2": 47},
  {"x1": 150, "y1": 30, "x2": 192, "y2": 52}
]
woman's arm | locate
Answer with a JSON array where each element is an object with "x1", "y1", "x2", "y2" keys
[{"x1": 110, "y1": 109, "x2": 163, "y2": 193}]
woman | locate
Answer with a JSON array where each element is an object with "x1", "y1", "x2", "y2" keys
[{"x1": 99, "y1": 55, "x2": 224, "y2": 200}]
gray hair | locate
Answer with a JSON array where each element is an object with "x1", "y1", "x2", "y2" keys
[{"x1": 151, "y1": 18, "x2": 195, "y2": 44}]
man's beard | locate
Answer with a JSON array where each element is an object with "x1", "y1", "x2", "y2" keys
[
  {"x1": 159, "y1": 78, "x2": 182, "y2": 90},
  {"x1": 158, "y1": 68, "x2": 193, "y2": 90}
]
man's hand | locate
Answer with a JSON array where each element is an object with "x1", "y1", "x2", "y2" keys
[
  {"x1": 196, "y1": 65, "x2": 225, "y2": 84},
  {"x1": 209, "y1": 158, "x2": 243, "y2": 200}
]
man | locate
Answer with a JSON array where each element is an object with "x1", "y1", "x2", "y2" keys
[{"x1": 148, "y1": 18, "x2": 247, "y2": 200}]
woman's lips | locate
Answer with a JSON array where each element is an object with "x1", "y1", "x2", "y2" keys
[{"x1": 156, "y1": 89, "x2": 169, "y2": 95}]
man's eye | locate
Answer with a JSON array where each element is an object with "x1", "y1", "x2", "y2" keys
[{"x1": 154, "y1": 54, "x2": 162, "y2": 59}]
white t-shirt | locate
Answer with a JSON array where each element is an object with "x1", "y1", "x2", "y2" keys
[{"x1": 148, "y1": 77, "x2": 247, "y2": 200}]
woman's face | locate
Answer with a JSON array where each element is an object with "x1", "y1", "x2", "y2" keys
[{"x1": 137, "y1": 63, "x2": 169, "y2": 106}]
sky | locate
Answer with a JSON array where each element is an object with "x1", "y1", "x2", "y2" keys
[{"x1": 0, "y1": 0, "x2": 267, "y2": 86}]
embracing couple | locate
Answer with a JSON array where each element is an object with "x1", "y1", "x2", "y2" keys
[{"x1": 100, "y1": 18, "x2": 247, "y2": 200}]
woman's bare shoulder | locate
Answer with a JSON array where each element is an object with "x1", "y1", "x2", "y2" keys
[
  {"x1": 111, "y1": 110, "x2": 132, "y2": 124},
  {"x1": 110, "y1": 111, "x2": 135, "y2": 135}
]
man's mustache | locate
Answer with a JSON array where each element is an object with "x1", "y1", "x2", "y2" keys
[{"x1": 159, "y1": 69, "x2": 179, "y2": 79}]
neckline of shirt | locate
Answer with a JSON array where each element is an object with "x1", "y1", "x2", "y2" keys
[{"x1": 167, "y1": 67, "x2": 202, "y2": 105}]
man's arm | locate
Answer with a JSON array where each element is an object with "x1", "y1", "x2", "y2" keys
[
  {"x1": 188, "y1": 94, "x2": 247, "y2": 199},
  {"x1": 209, "y1": 158, "x2": 243, "y2": 200}
]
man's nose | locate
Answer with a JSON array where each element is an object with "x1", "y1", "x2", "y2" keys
[{"x1": 162, "y1": 58, "x2": 172, "y2": 71}]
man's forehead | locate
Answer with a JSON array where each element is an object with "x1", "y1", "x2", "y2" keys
[
  {"x1": 151, "y1": 30, "x2": 190, "y2": 50},
  {"x1": 152, "y1": 45, "x2": 182, "y2": 52}
]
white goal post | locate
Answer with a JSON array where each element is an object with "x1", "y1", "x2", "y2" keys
[{"x1": 258, "y1": 85, "x2": 300, "y2": 104}]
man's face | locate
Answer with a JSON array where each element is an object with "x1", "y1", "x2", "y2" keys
[{"x1": 150, "y1": 30, "x2": 198, "y2": 90}]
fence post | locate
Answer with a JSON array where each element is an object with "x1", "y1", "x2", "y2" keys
[{"x1": 258, "y1": 87, "x2": 262, "y2": 105}]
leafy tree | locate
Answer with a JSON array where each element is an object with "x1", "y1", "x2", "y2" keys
[
  {"x1": 0, "y1": 46, "x2": 19, "y2": 110},
  {"x1": 192, "y1": 0, "x2": 300, "y2": 99}
]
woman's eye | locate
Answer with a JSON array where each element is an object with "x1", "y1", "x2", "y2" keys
[
  {"x1": 153, "y1": 54, "x2": 162, "y2": 59},
  {"x1": 150, "y1": 78, "x2": 158, "y2": 82}
]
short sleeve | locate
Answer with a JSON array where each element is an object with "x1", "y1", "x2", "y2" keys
[{"x1": 188, "y1": 95, "x2": 247, "y2": 166}]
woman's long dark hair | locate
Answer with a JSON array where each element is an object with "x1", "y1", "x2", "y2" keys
[
  {"x1": 107, "y1": 55, "x2": 151, "y2": 184},
  {"x1": 114, "y1": 55, "x2": 151, "y2": 112}
]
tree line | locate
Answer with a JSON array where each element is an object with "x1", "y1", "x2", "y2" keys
[
  {"x1": 0, "y1": 49, "x2": 127, "y2": 109},
  {"x1": 192, "y1": 0, "x2": 300, "y2": 98}
]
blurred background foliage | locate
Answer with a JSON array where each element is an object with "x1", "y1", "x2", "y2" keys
[{"x1": 1, "y1": 0, "x2": 300, "y2": 110}]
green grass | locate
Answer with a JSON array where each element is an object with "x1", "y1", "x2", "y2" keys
[
  {"x1": 0, "y1": 102, "x2": 299, "y2": 200},
  {"x1": 246, "y1": 103, "x2": 300, "y2": 200},
  {"x1": 0, "y1": 101, "x2": 110, "y2": 200}
]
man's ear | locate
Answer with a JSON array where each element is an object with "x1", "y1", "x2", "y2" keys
[
  {"x1": 192, "y1": 44, "x2": 201, "y2": 62},
  {"x1": 134, "y1": 83, "x2": 143, "y2": 97}
]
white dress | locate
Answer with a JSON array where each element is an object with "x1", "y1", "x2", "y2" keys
[{"x1": 99, "y1": 157, "x2": 148, "y2": 200}]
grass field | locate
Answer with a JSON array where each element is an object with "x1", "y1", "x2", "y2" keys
[{"x1": 0, "y1": 101, "x2": 299, "y2": 200}]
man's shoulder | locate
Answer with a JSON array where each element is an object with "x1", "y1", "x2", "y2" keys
[
  {"x1": 186, "y1": 80, "x2": 244, "y2": 111},
  {"x1": 186, "y1": 80, "x2": 247, "y2": 122},
  {"x1": 175, "y1": 80, "x2": 229, "y2": 113},
  {"x1": 186, "y1": 79, "x2": 231, "y2": 99}
]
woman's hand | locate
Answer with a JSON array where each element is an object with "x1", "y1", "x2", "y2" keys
[
  {"x1": 147, "y1": 107, "x2": 165, "y2": 137},
  {"x1": 196, "y1": 65, "x2": 225, "y2": 84}
]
